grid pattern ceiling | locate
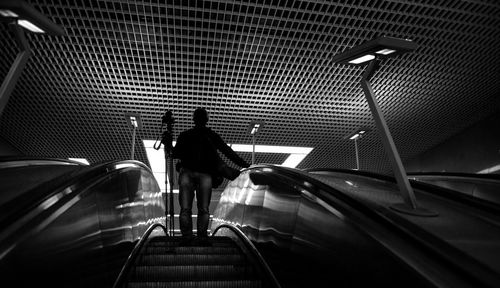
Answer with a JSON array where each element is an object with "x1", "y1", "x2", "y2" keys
[{"x1": 1, "y1": 0, "x2": 499, "y2": 174}]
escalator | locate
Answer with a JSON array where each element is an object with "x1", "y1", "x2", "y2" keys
[
  {"x1": 114, "y1": 224, "x2": 280, "y2": 288},
  {"x1": 3, "y1": 157, "x2": 500, "y2": 287},
  {"x1": 407, "y1": 171, "x2": 500, "y2": 205},
  {"x1": 307, "y1": 168, "x2": 500, "y2": 217},
  {"x1": 211, "y1": 165, "x2": 500, "y2": 288},
  {"x1": 0, "y1": 157, "x2": 279, "y2": 288},
  {"x1": 0, "y1": 157, "x2": 165, "y2": 288}
]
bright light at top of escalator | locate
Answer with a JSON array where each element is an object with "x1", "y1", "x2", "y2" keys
[
  {"x1": 114, "y1": 163, "x2": 136, "y2": 170},
  {"x1": 142, "y1": 139, "x2": 314, "y2": 191},
  {"x1": 68, "y1": 158, "x2": 89, "y2": 165}
]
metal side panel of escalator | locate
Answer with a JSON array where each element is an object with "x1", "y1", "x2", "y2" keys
[
  {"x1": 211, "y1": 165, "x2": 500, "y2": 288},
  {"x1": 407, "y1": 171, "x2": 500, "y2": 205},
  {"x1": 0, "y1": 159, "x2": 165, "y2": 288}
]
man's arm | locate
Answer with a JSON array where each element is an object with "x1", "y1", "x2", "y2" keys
[{"x1": 210, "y1": 131, "x2": 250, "y2": 168}]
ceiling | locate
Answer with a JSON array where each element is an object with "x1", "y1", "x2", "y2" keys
[{"x1": 1, "y1": 0, "x2": 499, "y2": 175}]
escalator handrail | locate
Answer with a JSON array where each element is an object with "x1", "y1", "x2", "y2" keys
[
  {"x1": 0, "y1": 160, "x2": 159, "y2": 260},
  {"x1": 1, "y1": 159, "x2": 155, "y2": 225},
  {"x1": 305, "y1": 167, "x2": 500, "y2": 215},
  {"x1": 0, "y1": 156, "x2": 87, "y2": 168},
  {"x1": 112, "y1": 223, "x2": 169, "y2": 288},
  {"x1": 305, "y1": 168, "x2": 500, "y2": 185},
  {"x1": 407, "y1": 171, "x2": 500, "y2": 181},
  {"x1": 212, "y1": 223, "x2": 282, "y2": 288},
  {"x1": 246, "y1": 164, "x2": 500, "y2": 287}
]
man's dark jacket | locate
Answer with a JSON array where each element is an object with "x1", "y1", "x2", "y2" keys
[{"x1": 173, "y1": 126, "x2": 249, "y2": 174}]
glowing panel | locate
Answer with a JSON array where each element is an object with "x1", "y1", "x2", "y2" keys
[
  {"x1": 68, "y1": 158, "x2": 89, "y2": 165},
  {"x1": 18, "y1": 19, "x2": 44, "y2": 33},
  {"x1": 143, "y1": 140, "x2": 313, "y2": 191}
]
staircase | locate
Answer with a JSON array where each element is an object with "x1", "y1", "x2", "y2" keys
[{"x1": 122, "y1": 236, "x2": 265, "y2": 288}]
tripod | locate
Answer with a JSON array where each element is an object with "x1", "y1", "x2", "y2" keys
[{"x1": 155, "y1": 111, "x2": 176, "y2": 235}]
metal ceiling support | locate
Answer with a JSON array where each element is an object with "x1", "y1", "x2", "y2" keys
[
  {"x1": 0, "y1": 24, "x2": 31, "y2": 116},
  {"x1": 354, "y1": 137, "x2": 360, "y2": 170},
  {"x1": 332, "y1": 36, "x2": 437, "y2": 216},
  {"x1": 344, "y1": 127, "x2": 371, "y2": 170},
  {"x1": 361, "y1": 59, "x2": 437, "y2": 217},
  {"x1": 247, "y1": 120, "x2": 264, "y2": 165},
  {"x1": 125, "y1": 113, "x2": 142, "y2": 160},
  {"x1": 0, "y1": 0, "x2": 65, "y2": 116}
]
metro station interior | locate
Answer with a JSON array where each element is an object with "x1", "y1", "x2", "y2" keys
[{"x1": 1, "y1": 1, "x2": 500, "y2": 287}]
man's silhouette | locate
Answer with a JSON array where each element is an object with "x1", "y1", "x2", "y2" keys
[{"x1": 173, "y1": 108, "x2": 250, "y2": 244}]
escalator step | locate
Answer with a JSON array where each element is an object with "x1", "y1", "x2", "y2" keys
[
  {"x1": 130, "y1": 265, "x2": 257, "y2": 281},
  {"x1": 147, "y1": 236, "x2": 236, "y2": 248},
  {"x1": 143, "y1": 246, "x2": 240, "y2": 255},
  {"x1": 148, "y1": 236, "x2": 234, "y2": 244},
  {"x1": 138, "y1": 253, "x2": 246, "y2": 266},
  {"x1": 126, "y1": 279, "x2": 262, "y2": 288}
]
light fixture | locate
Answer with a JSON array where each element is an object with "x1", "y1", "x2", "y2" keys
[
  {"x1": 332, "y1": 36, "x2": 417, "y2": 65},
  {"x1": 333, "y1": 36, "x2": 437, "y2": 217},
  {"x1": 125, "y1": 113, "x2": 142, "y2": 160},
  {"x1": 344, "y1": 127, "x2": 371, "y2": 170},
  {"x1": 125, "y1": 112, "x2": 143, "y2": 129},
  {"x1": 247, "y1": 120, "x2": 265, "y2": 165},
  {"x1": 345, "y1": 127, "x2": 370, "y2": 141},
  {"x1": 0, "y1": 0, "x2": 64, "y2": 117},
  {"x1": 0, "y1": 9, "x2": 18, "y2": 17},
  {"x1": 247, "y1": 120, "x2": 264, "y2": 135},
  {"x1": 0, "y1": 0, "x2": 65, "y2": 35},
  {"x1": 250, "y1": 124, "x2": 261, "y2": 135}
]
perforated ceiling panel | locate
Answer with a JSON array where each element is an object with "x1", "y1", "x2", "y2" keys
[{"x1": 0, "y1": 0, "x2": 499, "y2": 174}]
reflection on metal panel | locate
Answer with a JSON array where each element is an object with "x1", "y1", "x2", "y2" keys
[
  {"x1": 211, "y1": 167, "x2": 437, "y2": 287},
  {"x1": 0, "y1": 158, "x2": 83, "y2": 206},
  {"x1": 408, "y1": 173, "x2": 500, "y2": 205},
  {"x1": 0, "y1": 160, "x2": 164, "y2": 288}
]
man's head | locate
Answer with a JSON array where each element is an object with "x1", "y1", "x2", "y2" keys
[{"x1": 193, "y1": 107, "x2": 209, "y2": 126}]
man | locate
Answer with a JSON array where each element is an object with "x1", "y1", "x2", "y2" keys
[{"x1": 173, "y1": 108, "x2": 250, "y2": 245}]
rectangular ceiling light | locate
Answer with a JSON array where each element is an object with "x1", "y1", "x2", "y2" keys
[
  {"x1": 124, "y1": 112, "x2": 142, "y2": 129},
  {"x1": 130, "y1": 116, "x2": 138, "y2": 128},
  {"x1": 344, "y1": 127, "x2": 371, "y2": 141},
  {"x1": 332, "y1": 36, "x2": 418, "y2": 65},
  {"x1": 247, "y1": 120, "x2": 265, "y2": 135},
  {"x1": 349, "y1": 133, "x2": 362, "y2": 140},
  {"x1": 376, "y1": 48, "x2": 396, "y2": 55},
  {"x1": 250, "y1": 124, "x2": 260, "y2": 135},
  {"x1": 0, "y1": 0, "x2": 65, "y2": 35},
  {"x1": 477, "y1": 164, "x2": 500, "y2": 174},
  {"x1": 348, "y1": 54, "x2": 376, "y2": 64},
  {"x1": 0, "y1": 9, "x2": 18, "y2": 17},
  {"x1": 17, "y1": 19, "x2": 44, "y2": 33}
]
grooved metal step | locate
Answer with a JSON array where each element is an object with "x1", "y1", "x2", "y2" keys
[
  {"x1": 123, "y1": 236, "x2": 263, "y2": 288},
  {"x1": 138, "y1": 253, "x2": 246, "y2": 265},
  {"x1": 143, "y1": 245, "x2": 241, "y2": 255},
  {"x1": 126, "y1": 280, "x2": 262, "y2": 288},
  {"x1": 131, "y1": 265, "x2": 257, "y2": 281}
]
